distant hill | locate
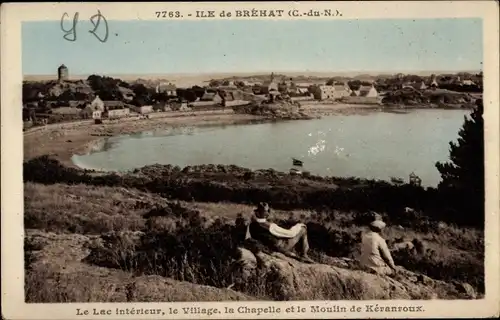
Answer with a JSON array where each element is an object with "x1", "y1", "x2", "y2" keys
[{"x1": 24, "y1": 69, "x2": 481, "y2": 82}]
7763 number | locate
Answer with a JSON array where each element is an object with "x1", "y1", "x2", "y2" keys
[{"x1": 155, "y1": 11, "x2": 182, "y2": 18}]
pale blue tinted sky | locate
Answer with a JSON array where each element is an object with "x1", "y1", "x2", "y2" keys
[{"x1": 22, "y1": 18, "x2": 482, "y2": 75}]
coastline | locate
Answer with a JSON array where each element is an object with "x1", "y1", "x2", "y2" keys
[
  {"x1": 24, "y1": 104, "x2": 471, "y2": 168},
  {"x1": 24, "y1": 110, "x2": 268, "y2": 168}
]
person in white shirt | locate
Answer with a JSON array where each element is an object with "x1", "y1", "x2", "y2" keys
[
  {"x1": 246, "y1": 202, "x2": 315, "y2": 263},
  {"x1": 359, "y1": 219, "x2": 398, "y2": 275}
]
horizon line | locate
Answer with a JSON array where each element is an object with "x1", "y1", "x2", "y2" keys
[{"x1": 24, "y1": 69, "x2": 482, "y2": 79}]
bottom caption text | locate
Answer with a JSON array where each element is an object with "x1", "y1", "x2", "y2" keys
[{"x1": 76, "y1": 304, "x2": 425, "y2": 317}]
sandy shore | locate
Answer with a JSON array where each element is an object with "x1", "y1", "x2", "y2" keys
[{"x1": 24, "y1": 110, "x2": 268, "y2": 167}]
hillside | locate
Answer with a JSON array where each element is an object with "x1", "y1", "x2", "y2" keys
[
  {"x1": 24, "y1": 181, "x2": 482, "y2": 302},
  {"x1": 23, "y1": 156, "x2": 484, "y2": 302}
]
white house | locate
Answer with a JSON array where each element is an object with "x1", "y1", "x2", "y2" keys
[
  {"x1": 90, "y1": 96, "x2": 105, "y2": 111},
  {"x1": 156, "y1": 83, "x2": 177, "y2": 96},
  {"x1": 314, "y1": 85, "x2": 336, "y2": 100},
  {"x1": 133, "y1": 105, "x2": 154, "y2": 114},
  {"x1": 106, "y1": 108, "x2": 130, "y2": 119}
]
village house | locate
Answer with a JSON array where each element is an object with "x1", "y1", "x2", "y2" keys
[
  {"x1": 90, "y1": 96, "x2": 105, "y2": 111},
  {"x1": 352, "y1": 84, "x2": 378, "y2": 98},
  {"x1": 332, "y1": 83, "x2": 352, "y2": 98},
  {"x1": 156, "y1": 83, "x2": 177, "y2": 97},
  {"x1": 189, "y1": 91, "x2": 224, "y2": 109},
  {"x1": 132, "y1": 105, "x2": 154, "y2": 114},
  {"x1": 103, "y1": 101, "x2": 124, "y2": 110},
  {"x1": 101, "y1": 101, "x2": 130, "y2": 119},
  {"x1": 296, "y1": 87, "x2": 311, "y2": 95},
  {"x1": 200, "y1": 91, "x2": 223, "y2": 104},
  {"x1": 258, "y1": 80, "x2": 279, "y2": 94},
  {"x1": 290, "y1": 83, "x2": 313, "y2": 95},
  {"x1": 403, "y1": 81, "x2": 427, "y2": 90},
  {"x1": 106, "y1": 108, "x2": 130, "y2": 118},
  {"x1": 314, "y1": 85, "x2": 336, "y2": 100}
]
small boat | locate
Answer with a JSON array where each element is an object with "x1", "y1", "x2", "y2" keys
[{"x1": 292, "y1": 158, "x2": 304, "y2": 167}]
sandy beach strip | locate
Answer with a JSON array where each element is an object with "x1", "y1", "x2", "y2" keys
[{"x1": 23, "y1": 110, "x2": 266, "y2": 167}]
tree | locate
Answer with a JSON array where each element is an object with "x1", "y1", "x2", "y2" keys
[
  {"x1": 209, "y1": 79, "x2": 221, "y2": 87},
  {"x1": 191, "y1": 85, "x2": 206, "y2": 98},
  {"x1": 326, "y1": 79, "x2": 334, "y2": 86},
  {"x1": 435, "y1": 99, "x2": 484, "y2": 226},
  {"x1": 131, "y1": 84, "x2": 150, "y2": 98},
  {"x1": 184, "y1": 89, "x2": 197, "y2": 102}
]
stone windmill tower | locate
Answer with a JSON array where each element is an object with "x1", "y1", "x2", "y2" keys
[{"x1": 58, "y1": 64, "x2": 69, "y2": 82}]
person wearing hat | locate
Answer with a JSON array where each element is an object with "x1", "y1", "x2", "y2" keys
[
  {"x1": 246, "y1": 202, "x2": 314, "y2": 263},
  {"x1": 359, "y1": 218, "x2": 398, "y2": 275}
]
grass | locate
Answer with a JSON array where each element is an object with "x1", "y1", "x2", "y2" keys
[
  {"x1": 24, "y1": 182, "x2": 160, "y2": 234},
  {"x1": 25, "y1": 266, "x2": 126, "y2": 303},
  {"x1": 24, "y1": 182, "x2": 484, "y2": 301}
]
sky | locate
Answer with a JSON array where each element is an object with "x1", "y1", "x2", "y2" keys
[{"x1": 22, "y1": 18, "x2": 482, "y2": 76}]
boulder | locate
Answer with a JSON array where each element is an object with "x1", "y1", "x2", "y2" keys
[
  {"x1": 232, "y1": 247, "x2": 472, "y2": 300},
  {"x1": 454, "y1": 282, "x2": 477, "y2": 299}
]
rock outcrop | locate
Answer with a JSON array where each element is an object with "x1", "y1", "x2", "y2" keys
[
  {"x1": 25, "y1": 229, "x2": 477, "y2": 302},
  {"x1": 232, "y1": 247, "x2": 476, "y2": 300}
]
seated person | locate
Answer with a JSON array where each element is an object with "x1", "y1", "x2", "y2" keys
[
  {"x1": 245, "y1": 202, "x2": 314, "y2": 263},
  {"x1": 359, "y1": 219, "x2": 398, "y2": 275}
]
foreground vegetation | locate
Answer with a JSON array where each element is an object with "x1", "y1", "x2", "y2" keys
[{"x1": 25, "y1": 182, "x2": 484, "y2": 302}]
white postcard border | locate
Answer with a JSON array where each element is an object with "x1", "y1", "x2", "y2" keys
[{"x1": 1, "y1": 1, "x2": 499, "y2": 319}]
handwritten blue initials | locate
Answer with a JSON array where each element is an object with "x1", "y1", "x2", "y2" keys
[{"x1": 61, "y1": 10, "x2": 108, "y2": 43}]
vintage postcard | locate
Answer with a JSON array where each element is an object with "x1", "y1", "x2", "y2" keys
[{"x1": 1, "y1": 1, "x2": 499, "y2": 319}]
